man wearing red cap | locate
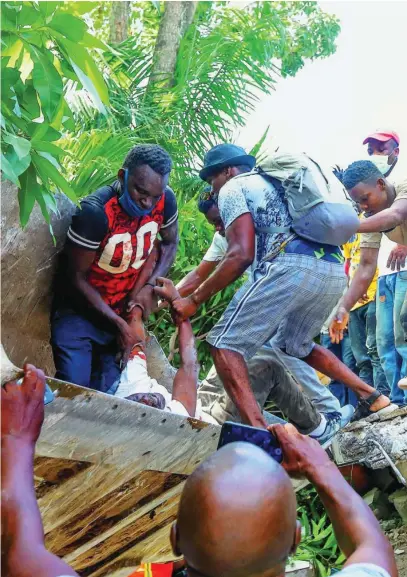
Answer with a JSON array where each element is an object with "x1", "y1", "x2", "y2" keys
[{"x1": 364, "y1": 130, "x2": 400, "y2": 177}]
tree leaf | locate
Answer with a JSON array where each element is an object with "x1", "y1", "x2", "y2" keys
[
  {"x1": 3, "y1": 38, "x2": 23, "y2": 67},
  {"x1": 81, "y1": 31, "x2": 109, "y2": 52},
  {"x1": 32, "y1": 140, "x2": 67, "y2": 157},
  {"x1": 18, "y1": 165, "x2": 37, "y2": 227},
  {"x1": 38, "y1": 1, "x2": 60, "y2": 23},
  {"x1": 56, "y1": 36, "x2": 109, "y2": 107},
  {"x1": 48, "y1": 12, "x2": 87, "y2": 42},
  {"x1": 32, "y1": 152, "x2": 78, "y2": 204},
  {"x1": 30, "y1": 46, "x2": 63, "y2": 121},
  {"x1": 3, "y1": 133, "x2": 31, "y2": 159},
  {"x1": 1, "y1": 153, "x2": 20, "y2": 186}
]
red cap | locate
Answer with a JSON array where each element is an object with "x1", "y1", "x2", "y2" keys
[{"x1": 363, "y1": 130, "x2": 400, "y2": 145}]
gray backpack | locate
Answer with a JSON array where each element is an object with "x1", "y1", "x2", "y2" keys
[{"x1": 255, "y1": 152, "x2": 359, "y2": 246}]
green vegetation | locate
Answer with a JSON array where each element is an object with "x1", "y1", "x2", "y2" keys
[{"x1": 1, "y1": 2, "x2": 345, "y2": 573}]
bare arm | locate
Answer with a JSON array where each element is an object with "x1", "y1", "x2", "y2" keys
[
  {"x1": 68, "y1": 245, "x2": 124, "y2": 328},
  {"x1": 358, "y1": 198, "x2": 407, "y2": 235},
  {"x1": 272, "y1": 425, "x2": 397, "y2": 577},
  {"x1": 177, "y1": 260, "x2": 218, "y2": 297},
  {"x1": 67, "y1": 246, "x2": 139, "y2": 356},
  {"x1": 329, "y1": 247, "x2": 379, "y2": 343},
  {"x1": 130, "y1": 221, "x2": 179, "y2": 319},
  {"x1": 193, "y1": 214, "x2": 254, "y2": 304},
  {"x1": 1, "y1": 366, "x2": 79, "y2": 577},
  {"x1": 172, "y1": 214, "x2": 255, "y2": 320},
  {"x1": 171, "y1": 319, "x2": 198, "y2": 416},
  {"x1": 341, "y1": 247, "x2": 379, "y2": 311}
]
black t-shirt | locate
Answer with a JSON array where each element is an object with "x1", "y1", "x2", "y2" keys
[{"x1": 53, "y1": 181, "x2": 178, "y2": 318}]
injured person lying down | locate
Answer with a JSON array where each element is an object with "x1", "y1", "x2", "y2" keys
[{"x1": 114, "y1": 277, "x2": 217, "y2": 424}]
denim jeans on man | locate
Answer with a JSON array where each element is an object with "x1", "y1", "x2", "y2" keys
[
  {"x1": 349, "y1": 300, "x2": 390, "y2": 396},
  {"x1": 320, "y1": 332, "x2": 358, "y2": 408},
  {"x1": 376, "y1": 271, "x2": 407, "y2": 404},
  {"x1": 51, "y1": 308, "x2": 121, "y2": 393}
]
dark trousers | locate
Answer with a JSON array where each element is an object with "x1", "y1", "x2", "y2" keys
[
  {"x1": 51, "y1": 308, "x2": 120, "y2": 393},
  {"x1": 320, "y1": 332, "x2": 358, "y2": 407},
  {"x1": 349, "y1": 301, "x2": 390, "y2": 396}
]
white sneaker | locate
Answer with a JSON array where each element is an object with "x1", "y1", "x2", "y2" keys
[
  {"x1": 312, "y1": 405, "x2": 355, "y2": 448},
  {"x1": 398, "y1": 377, "x2": 407, "y2": 390}
]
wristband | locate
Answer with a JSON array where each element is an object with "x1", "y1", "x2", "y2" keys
[{"x1": 146, "y1": 282, "x2": 156, "y2": 288}]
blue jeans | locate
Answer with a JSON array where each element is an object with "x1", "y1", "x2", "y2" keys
[
  {"x1": 349, "y1": 301, "x2": 390, "y2": 396},
  {"x1": 51, "y1": 308, "x2": 121, "y2": 393},
  {"x1": 376, "y1": 272, "x2": 407, "y2": 405},
  {"x1": 320, "y1": 332, "x2": 358, "y2": 407}
]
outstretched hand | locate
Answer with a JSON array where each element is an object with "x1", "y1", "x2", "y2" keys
[
  {"x1": 329, "y1": 305, "x2": 349, "y2": 344},
  {"x1": 268, "y1": 423, "x2": 332, "y2": 480},
  {"x1": 153, "y1": 277, "x2": 180, "y2": 304},
  {"x1": 1, "y1": 364, "x2": 46, "y2": 444}
]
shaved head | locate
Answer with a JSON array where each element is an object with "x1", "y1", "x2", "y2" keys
[{"x1": 173, "y1": 442, "x2": 299, "y2": 577}]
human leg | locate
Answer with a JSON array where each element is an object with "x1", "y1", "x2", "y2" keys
[
  {"x1": 304, "y1": 344, "x2": 390, "y2": 411},
  {"x1": 273, "y1": 342, "x2": 341, "y2": 414},
  {"x1": 90, "y1": 339, "x2": 121, "y2": 394},
  {"x1": 394, "y1": 272, "x2": 407, "y2": 403},
  {"x1": 211, "y1": 347, "x2": 266, "y2": 427},
  {"x1": 376, "y1": 274, "x2": 403, "y2": 403},
  {"x1": 365, "y1": 300, "x2": 390, "y2": 396},
  {"x1": 340, "y1": 333, "x2": 359, "y2": 406},
  {"x1": 320, "y1": 333, "x2": 347, "y2": 407},
  {"x1": 348, "y1": 304, "x2": 374, "y2": 386},
  {"x1": 51, "y1": 309, "x2": 93, "y2": 387}
]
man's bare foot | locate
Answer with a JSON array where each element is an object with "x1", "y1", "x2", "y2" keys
[
  {"x1": 1, "y1": 364, "x2": 45, "y2": 444},
  {"x1": 154, "y1": 277, "x2": 180, "y2": 305},
  {"x1": 369, "y1": 394, "x2": 391, "y2": 412}
]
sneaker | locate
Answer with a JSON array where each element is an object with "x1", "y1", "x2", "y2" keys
[
  {"x1": 398, "y1": 377, "x2": 407, "y2": 390},
  {"x1": 313, "y1": 404, "x2": 355, "y2": 448}
]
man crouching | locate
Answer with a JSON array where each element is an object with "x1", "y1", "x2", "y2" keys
[{"x1": 115, "y1": 277, "x2": 217, "y2": 423}]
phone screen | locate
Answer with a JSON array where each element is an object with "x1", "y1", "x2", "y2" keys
[{"x1": 217, "y1": 421, "x2": 283, "y2": 463}]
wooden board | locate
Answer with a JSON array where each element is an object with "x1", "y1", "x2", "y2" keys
[{"x1": 36, "y1": 380, "x2": 219, "y2": 576}]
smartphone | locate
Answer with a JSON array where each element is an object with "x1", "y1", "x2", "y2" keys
[{"x1": 217, "y1": 421, "x2": 283, "y2": 463}]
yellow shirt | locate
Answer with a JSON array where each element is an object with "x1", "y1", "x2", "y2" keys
[{"x1": 343, "y1": 227, "x2": 378, "y2": 311}]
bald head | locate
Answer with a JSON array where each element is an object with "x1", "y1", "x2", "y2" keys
[{"x1": 174, "y1": 442, "x2": 298, "y2": 577}]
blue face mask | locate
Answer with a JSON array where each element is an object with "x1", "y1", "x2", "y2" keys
[{"x1": 119, "y1": 169, "x2": 154, "y2": 218}]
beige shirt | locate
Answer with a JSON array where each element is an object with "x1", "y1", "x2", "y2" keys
[{"x1": 360, "y1": 178, "x2": 407, "y2": 249}]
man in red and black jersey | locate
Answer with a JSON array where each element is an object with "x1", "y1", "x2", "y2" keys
[{"x1": 51, "y1": 144, "x2": 179, "y2": 393}]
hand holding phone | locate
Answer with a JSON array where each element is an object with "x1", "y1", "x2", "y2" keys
[{"x1": 217, "y1": 421, "x2": 283, "y2": 463}]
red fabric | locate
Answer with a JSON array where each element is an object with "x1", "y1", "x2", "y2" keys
[
  {"x1": 86, "y1": 194, "x2": 165, "y2": 314},
  {"x1": 128, "y1": 562, "x2": 174, "y2": 577},
  {"x1": 363, "y1": 130, "x2": 400, "y2": 145}
]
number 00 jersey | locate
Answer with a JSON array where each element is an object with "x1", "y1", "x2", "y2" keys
[{"x1": 55, "y1": 181, "x2": 178, "y2": 316}]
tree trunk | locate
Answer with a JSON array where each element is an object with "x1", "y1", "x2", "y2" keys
[
  {"x1": 147, "y1": 1, "x2": 197, "y2": 91},
  {"x1": 109, "y1": 1, "x2": 130, "y2": 45}
]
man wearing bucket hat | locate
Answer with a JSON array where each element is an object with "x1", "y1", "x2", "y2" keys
[
  {"x1": 169, "y1": 144, "x2": 392, "y2": 428},
  {"x1": 199, "y1": 143, "x2": 256, "y2": 195}
]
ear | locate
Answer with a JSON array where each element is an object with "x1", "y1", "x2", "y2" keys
[
  {"x1": 394, "y1": 147, "x2": 400, "y2": 158},
  {"x1": 171, "y1": 521, "x2": 182, "y2": 557},
  {"x1": 290, "y1": 520, "x2": 302, "y2": 555},
  {"x1": 118, "y1": 168, "x2": 125, "y2": 182},
  {"x1": 377, "y1": 177, "x2": 387, "y2": 190}
]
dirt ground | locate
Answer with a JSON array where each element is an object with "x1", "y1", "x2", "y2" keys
[{"x1": 383, "y1": 522, "x2": 407, "y2": 577}]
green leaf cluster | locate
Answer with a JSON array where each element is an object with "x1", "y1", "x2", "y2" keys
[
  {"x1": 293, "y1": 487, "x2": 345, "y2": 577},
  {"x1": 1, "y1": 1, "x2": 109, "y2": 228}
]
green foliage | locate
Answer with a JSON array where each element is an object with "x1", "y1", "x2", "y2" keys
[
  {"x1": 294, "y1": 487, "x2": 345, "y2": 577},
  {"x1": 1, "y1": 0, "x2": 340, "y2": 371},
  {"x1": 0, "y1": 1, "x2": 109, "y2": 228}
]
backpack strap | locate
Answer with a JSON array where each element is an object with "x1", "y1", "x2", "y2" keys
[{"x1": 256, "y1": 225, "x2": 292, "y2": 234}]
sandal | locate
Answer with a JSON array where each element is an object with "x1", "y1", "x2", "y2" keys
[{"x1": 351, "y1": 391, "x2": 396, "y2": 422}]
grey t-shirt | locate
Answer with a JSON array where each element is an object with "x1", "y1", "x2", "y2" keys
[{"x1": 217, "y1": 171, "x2": 292, "y2": 271}]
